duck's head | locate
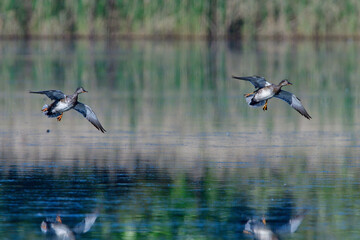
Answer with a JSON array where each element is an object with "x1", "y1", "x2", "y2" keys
[
  {"x1": 40, "y1": 221, "x2": 49, "y2": 233},
  {"x1": 56, "y1": 215, "x2": 62, "y2": 223},
  {"x1": 279, "y1": 79, "x2": 292, "y2": 87},
  {"x1": 75, "y1": 87, "x2": 88, "y2": 94}
]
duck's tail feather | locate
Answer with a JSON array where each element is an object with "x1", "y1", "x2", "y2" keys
[
  {"x1": 245, "y1": 94, "x2": 265, "y2": 108},
  {"x1": 42, "y1": 104, "x2": 61, "y2": 118}
]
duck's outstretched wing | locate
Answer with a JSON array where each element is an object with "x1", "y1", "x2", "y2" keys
[
  {"x1": 72, "y1": 213, "x2": 98, "y2": 234},
  {"x1": 275, "y1": 211, "x2": 306, "y2": 234},
  {"x1": 274, "y1": 90, "x2": 312, "y2": 120},
  {"x1": 73, "y1": 102, "x2": 106, "y2": 133},
  {"x1": 232, "y1": 75, "x2": 271, "y2": 89},
  {"x1": 29, "y1": 90, "x2": 65, "y2": 100}
]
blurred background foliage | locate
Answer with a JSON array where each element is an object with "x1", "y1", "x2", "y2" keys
[{"x1": 0, "y1": 0, "x2": 359, "y2": 39}]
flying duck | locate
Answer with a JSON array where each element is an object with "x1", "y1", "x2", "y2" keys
[
  {"x1": 30, "y1": 87, "x2": 106, "y2": 133},
  {"x1": 232, "y1": 76, "x2": 311, "y2": 119}
]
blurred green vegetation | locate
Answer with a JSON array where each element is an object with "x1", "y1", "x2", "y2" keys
[{"x1": 0, "y1": 0, "x2": 360, "y2": 38}]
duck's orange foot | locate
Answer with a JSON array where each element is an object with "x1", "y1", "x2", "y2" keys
[
  {"x1": 57, "y1": 114, "x2": 63, "y2": 121},
  {"x1": 41, "y1": 108, "x2": 48, "y2": 112},
  {"x1": 262, "y1": 101, "x2": 268, "y2": 111},
  {"x1": 244, "y1": 92, "x2": 254, "y2": 97}
]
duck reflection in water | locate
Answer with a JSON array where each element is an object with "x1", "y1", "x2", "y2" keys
[
  {"x1": 41, "y1": 213, "x2": 98, "y2": 240},
  {"x1": 243, "y1": 211, "x2": 306, "y2": 240}
]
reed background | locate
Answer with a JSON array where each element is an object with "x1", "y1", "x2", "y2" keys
[{"x1": 1, "y1": 0, "x2": 360, "y2": 39}]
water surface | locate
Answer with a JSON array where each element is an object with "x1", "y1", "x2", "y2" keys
[{"x1": 1, "y1": 40, "x2": 360, "y2": 239}]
